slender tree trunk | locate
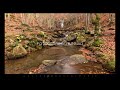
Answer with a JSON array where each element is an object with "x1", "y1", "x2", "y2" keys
[
  {"x1": 85, "y1": 13, "x2": 88, "y2": 31},
  {"x1": 85, "y1": 13, "x2": 90, "y2": 32}
]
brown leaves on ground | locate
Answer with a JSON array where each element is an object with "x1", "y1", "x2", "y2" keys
[
  {"x1": 100, "y1": 25, "x2": 115, "y2": 58},
  {"x1": 79, "y1": 48, "x2": 97, "y2": 62},
  {"x1": 79, "y1": 24, "x2": 115, "y2": 64},
  {"x1": 29, "y1": 64, "x2": 47, "y2": 74}
]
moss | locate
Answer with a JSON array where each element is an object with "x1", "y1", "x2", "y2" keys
[
  {"x1": 100, "y1": 54, "x2": 106, "y2": 60},
  {"x1": 14, "y1": 34, "x2": 27, "y2": 44},
  {"x1": 21, "y1": 23, "x2": 30, "y2": 27},
  {"x1": 36, "y1": 45, "x2": 42, "y2": 50},
  {"x1": 27, "y1": 38, "x2": 43, "y2": 49},
  {"x1": 76, "y1": 34, "x2": 86, "y2": 43},
  {"x1": 98, "y1": 54, "x2": 115, "y2": 72},
  {"x1": 37, "y1": 31, "x2": 45, "y2": 38},
  {"x1": 92, "y1": 19, "x2": 99, "y2": 26},
  {"x1": 27, "y1": 40, "x2": 37, "y2": 48},
  {"x1": 96, "y1": 52, "x2": 104, "y2": 58},
  {"x1": 92, "y1": 38, "x2": 103, "y2": 47},
  {"x1": 95, "y1": 47, "x2": 101, "y2": 51},
  {"x1": 30, "y1": 34, "x2": 36, "y2": 37},
  {"x1": 104, "y1": 59, "x2": 115, "y2": 72}
]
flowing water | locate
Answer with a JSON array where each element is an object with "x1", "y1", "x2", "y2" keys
[{"x1": 5, "y1": 46, "x2": 110, "y2": 74}]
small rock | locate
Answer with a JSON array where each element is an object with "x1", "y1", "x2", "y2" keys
[{"x1": 42, "y1": 60, "x2": 57, "y2": 66}]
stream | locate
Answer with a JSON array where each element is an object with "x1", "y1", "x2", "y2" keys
[{"x1": 5, "y1": 46, "x2": 110, "y2": 74}]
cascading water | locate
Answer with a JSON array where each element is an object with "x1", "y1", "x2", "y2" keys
[
  {"x1": 60, "y1": 19, "x2": 64, "y2": 29},
  {"x1": 61, "y1": 63, "x2": 79, "y2": 74}
]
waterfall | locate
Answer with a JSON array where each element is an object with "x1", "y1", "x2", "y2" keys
[{"x1": 60, "y1": 20, "x2": 64, "y2": 29}]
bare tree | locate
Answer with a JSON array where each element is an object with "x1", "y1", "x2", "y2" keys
[{"x1": 85, "y1": 13, "x2": 90, "y2": 32}]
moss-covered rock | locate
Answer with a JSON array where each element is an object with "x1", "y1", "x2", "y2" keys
[
  {"x1": 12, "y1": 44, "x2": 27, "y2": 56},
  {"x1": 27, "y1": 38, "x2": 43, "y2": 49},
  {"x1": 66, "y1": 33, "x2": 77, "y2": 42},
  {"x1": 52, "y1": 31, "x2": 65, "y2": 38},
  {"x1": 27, "y1": 40, "x2": 37, "y2": 48},
  {"x1": 6, "y1": 44, "x2": 27, "y2": 60},
  {"x1": 76, "y1": 35, "x2": 86, "y2": 43},
  {"x1": 15, "y1": 34, "x2": 27, "y2": 42}
]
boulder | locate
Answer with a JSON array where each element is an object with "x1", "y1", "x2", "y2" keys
[
  {"x1": 7, "y1": 44, "x2": 27, "y2": 59},
  {"x1": 13, "y1": 44, "x2": 27, "y2": 55},
  {"x1": 42, "y1": 60, "x2": 57, "y2": 66},
  {"x1": 69, "y1": 54, "x2": 88, "y2": 65}
]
